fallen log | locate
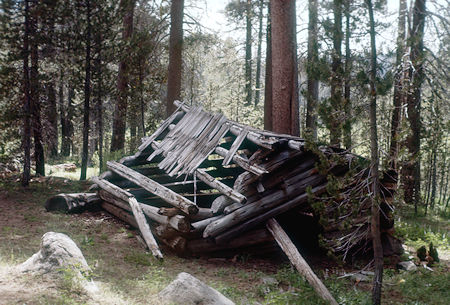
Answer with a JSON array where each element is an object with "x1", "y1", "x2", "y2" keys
[
  {"x1": 45, "y1": 193, "x2": 100, "y2": 213},
  {"x1": 266, "y1": 218, "x2": 338, "y2": 305}
]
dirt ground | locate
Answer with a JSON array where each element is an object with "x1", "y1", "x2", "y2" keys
[{"x1": 1, "y1": 176, "x2": 449, "y2": 305}]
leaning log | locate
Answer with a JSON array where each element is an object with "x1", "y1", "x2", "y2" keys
[
  {"x1": 129, "y1": 197, "x2": 163, "y2": 259},
  {"x1": 101, "y1": 201, "x2": 137, "y2": 228},
  {"x1": 266, "y1": 218, "x2": 338, "y2": 305},
  {"x1": 107, "y1": 161, "x2": 199, "y2": 215},
  {"x1": 45, "y1": 193, "x2": 100, "y2": 213}
]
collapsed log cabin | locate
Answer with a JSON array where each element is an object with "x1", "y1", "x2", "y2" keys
[{"x1": 47, "y1": 100, "x2": 401, "y2": 261}]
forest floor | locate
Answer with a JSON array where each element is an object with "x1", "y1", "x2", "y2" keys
[{"x1": 0, "y1": 172, "x2": 449, "y2": 305}]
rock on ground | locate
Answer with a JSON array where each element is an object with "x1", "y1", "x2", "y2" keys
[
  {"x1": 158, "y1": 272, "x2": 235, "y2": 305},
  {"x1": 397, "y1": 261, "x2": 418, "y2": 272},
  {"x1": 18, "y1": 232, "x2": 98, "y2": 293}
]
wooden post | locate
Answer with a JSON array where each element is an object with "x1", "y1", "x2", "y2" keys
[{"x1": 266, "y1": 218, "x2": 338, "y2": 305}]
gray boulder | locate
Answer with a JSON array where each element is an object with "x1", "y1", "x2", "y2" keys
[
  {"x1": 158, "y1": 272, "x2": 234, "y2": 305},
  {"x1": 18, "y1": 232, "x2": 98, "y2": 293}
]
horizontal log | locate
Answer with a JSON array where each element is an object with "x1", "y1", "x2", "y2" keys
[
  {"x1": 101, "y1": 201, "x2": 137, "y2": 228},
  {"x1": 187, "y1": 228, "x2": 274, "y2": 254},
  {"x1": 107, "y1": 161, "x2": 198, "y2": 215},
  {"x1": 45, "y1": 193, "x2": 100, "y2": 213},
  {"x1": 188, "y1": 207, "x2": 214, "y2": 221},
  {"x1": 191, "y1": 215, "x2": 223, "y2": 233}
]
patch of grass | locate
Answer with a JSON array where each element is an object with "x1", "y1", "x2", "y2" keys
[
  {"x1": 383, "y1": 265, "x2": 450, "y2": 304},
  {"x1": 124, "y1": 252, "x2": 154, "y2": 267}
]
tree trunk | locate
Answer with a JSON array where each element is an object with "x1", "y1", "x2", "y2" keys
[
  {"x1": 30, "y1": 0, "x2": 45, "y2": 176},
  {"x1": 389, "y1": 0, "x2": 407, "y2": 170},
  {"x1": 245, "y1": 0, "x2": 252, "y2": 106},
  {"x1": 111, "y1": 0, "x2": 136, "y2": 152},
  {"x1": 329, "y1": 0, "x2": 343, "y2": 147},
  {"x1": 404, "y1": 0, "x2": 426, "y2": 213},
  {"x1": 254, "y1": 0, "x2": 263, "y2": 106},
  {"x1": 166, "y1": 0, "x2": 184, "y2": 117},
  {"x1": 46, "y1": 82, "x2": 58, "y2": 158},
  {"x1": 270, "y1": 0, "x2": 299, "y2": 136},
  {"x1": 22, "y1": 0, "x2": 31, "y2": 186},
  {"x1": 343, "y1": 0, "x2": 351, "y2": 150},
  {"x1": 305, "y1": 0, "x2": 319, "y2": 140},
  {"x1": 264, "y1": 3, "x2": 272, "y2": 131},
  {"x1": 366, "y1": 1, "x2": 383, "y2": 303},
  {"x1": 94, "y1": 32, "x2": 104, "y2": 173},
  {"x1": 80, "y1": 0, "x2": 92, "y2": 181}
]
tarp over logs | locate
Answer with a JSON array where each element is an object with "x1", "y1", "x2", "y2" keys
[{"x1": 47, "y1": 100, "x2": 401, "y2": 260}]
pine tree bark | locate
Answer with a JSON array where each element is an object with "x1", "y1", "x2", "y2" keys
[
  {"x1": 22, "y1": 0, "x2": 31, "y2": 186},
  {"x1": 389, "y1": 0, "x2": 407, "y2": 170},
  {"x1": 94, "y1": 32, "x2": 104, "y2": 173},
  {"x1": 166, "y1": 0, "x2": 184, "y2": 117},
  {"x1": 343, "y1": 0, "x2": 351, "y2": 150},
  {"x1": 264, "y1": 3, "x2": 272, "y2": 131},
  {"x1": 404, "y1": 0, "x2": 426, "y2": 213},
  {"x1": 306, "y1": 0, "x2": 319, "y2": 140},
  {"x1": 330, "y1": 0, "x2": 343, "y2": 147},
  {"x1": 111, "y1": 0, "x2": 136, "y2": 151},
  {"x1": 244, "y1": 0, "x2": 252, "y2": 105},
  {"x1": 80, "y1": 0, "x2": 92, "y2": 181},
  {"x1": 366, "y1": 1, "x2": 383, "y2": 303},
  {"x1": 270, "y1": 0, "x2": 299, "y2": 136},
  {"x1": 30, "y1": 0, "x2": 45, "y2": 176},
  {"x1": 254, "y1": 0, "x2": 263, "y2": 106}
]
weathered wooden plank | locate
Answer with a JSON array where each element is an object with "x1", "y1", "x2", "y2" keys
[
  {"x1": 266, "y1": 218, "x2": 338, "y2": 305},
  {"x1": 128, "y1": 197, "x2": 163, "y2": 259},
  {"x1": 223, "y1": 127, "x2": 249, "y2": 166},
  {"x1": 215, "y1": 146, "x2": 268, "y2": 176},
  {"x1": 107, "y1": 161, "x2": 198, "y2": 215},
  {"x1": 195, "y1": 168, "x2": 246, "y2": 203},
  {"x1": 136, "y1": 109, "x2": 184, "y2": 156}
]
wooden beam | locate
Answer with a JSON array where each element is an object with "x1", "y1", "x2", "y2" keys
[
  {"x1": 266, "y1": 218, "x2": 338, "y2": 305},
  {"x1": 223, "y1": 127, "x2": 249, "y2": 165},
  {"x1": 107, "y1": 161, "x2": 198, "y2": 215},
  {"x1": 128, "y1": 197, "x2": 163, "y2": 259},
  {"x1": 195, "y1": 168, "x2": 246, "y2": 203},
  {"x1": 101, "y1": 201, "x2": 137, "y2": 228},
  {"x1": 215, "y1": 146, "x2": 268, "y2": 176}
]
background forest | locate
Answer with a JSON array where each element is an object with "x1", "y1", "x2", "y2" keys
[{"x1": 1, "y1": 0, "x2": 448, "y2": 216}]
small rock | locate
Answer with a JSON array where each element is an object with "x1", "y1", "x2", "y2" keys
[
  {"x1": 158, "y1": 272, "x2": 234, "y2": 305},
  {"x1": 397, "y1": 261, "x2": 418, "y2": 272}
]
